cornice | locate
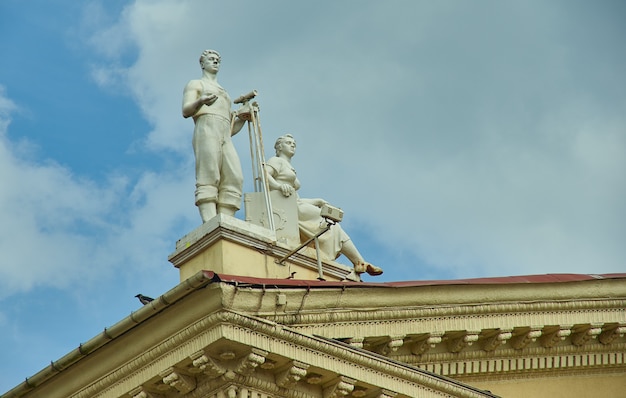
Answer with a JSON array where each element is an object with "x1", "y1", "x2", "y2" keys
[
  {"x1": 260, "y1": 298, "x2": 626, "y2": 326},
  {"x1": 218, "y1": 285, "x2": 625, "y2": 382}
]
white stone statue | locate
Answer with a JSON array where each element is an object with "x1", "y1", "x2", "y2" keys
[
  {"x1": 265, "y1": 134, "x2": 383, "y2": 276},
  {"x1": 182, "y1": 50, "x2": 250, "y2": 222}
]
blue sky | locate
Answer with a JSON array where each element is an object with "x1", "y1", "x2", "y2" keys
[{"x1": 1, "y1": 0, "x2": 625, "y2": 393}]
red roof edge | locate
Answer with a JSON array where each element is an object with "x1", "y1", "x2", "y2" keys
[{"x1": 202, "y1": 271, "x2": 626, "y2": 289}]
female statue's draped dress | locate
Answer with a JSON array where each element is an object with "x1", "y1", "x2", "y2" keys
[{"x1": 266, "y1": 156, "x2": 347, "y2": 261}]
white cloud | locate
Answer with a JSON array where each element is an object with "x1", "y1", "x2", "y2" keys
[
  {"x1": 80, "y1": 1, "x2": 136, "y2": 60},
  {"x1": 0, "y1": 86, "x2": 197, "y2": 298}
]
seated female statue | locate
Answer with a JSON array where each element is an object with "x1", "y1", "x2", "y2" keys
[{"x1": 265, "y1": 134, "x2": 383, "y2": 276}]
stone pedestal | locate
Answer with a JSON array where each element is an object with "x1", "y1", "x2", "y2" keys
[{"x1": 168, "y1": 214, "x2": 356, "y2": 282}]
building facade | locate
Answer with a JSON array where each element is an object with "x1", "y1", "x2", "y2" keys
[{"x1": 3, "y1": 216, "x2": 625, "y2": 398}]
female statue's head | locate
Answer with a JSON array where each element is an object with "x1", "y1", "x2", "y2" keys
[{"x1": 274, "y1": 134, "x2": 296, "y2": 156}]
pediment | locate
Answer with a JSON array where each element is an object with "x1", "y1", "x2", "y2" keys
[{"x1": 73, "y1": 312, "x2": 497, "y2": 398}]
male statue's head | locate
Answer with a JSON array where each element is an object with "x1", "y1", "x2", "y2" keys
[{"x1": 199, "y1": 49, "x2": 221, "y2": 72}]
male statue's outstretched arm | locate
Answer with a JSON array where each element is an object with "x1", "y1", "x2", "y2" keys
[{"x1": 182, "y1": 80, "x2": 217, "y2": 119}]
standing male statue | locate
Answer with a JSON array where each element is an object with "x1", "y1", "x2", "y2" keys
[{"x1": 182, "y1": 49, "x2": 249, "y2": 222}]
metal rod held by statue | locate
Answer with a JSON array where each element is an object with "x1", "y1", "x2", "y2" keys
[{"x1": 238, "y1": 90, "x2": 275, "y2": 231}]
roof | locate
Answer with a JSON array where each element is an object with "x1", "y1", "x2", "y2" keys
[{"x1": 208, "y1": 271, "x2": 626, "y2": 288}]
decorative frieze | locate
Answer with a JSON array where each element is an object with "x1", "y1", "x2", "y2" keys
[
  {"x1": 268, "y1": 298, "x2": 626, "y2": 330},
  {"x1": 184, "y1": 371, "x2": 315, "y2": 398},
  {"x1": 416, "y1": 349, "x2": 626, "y2": 379}
]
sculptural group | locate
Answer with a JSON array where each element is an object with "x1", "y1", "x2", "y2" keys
[{"x1": 183, "y1": 50, "x2": 382, "y2": 276}]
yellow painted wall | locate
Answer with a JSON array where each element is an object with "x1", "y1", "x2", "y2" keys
[{"x1": 470, "y1": 372, "x2": 626, "y2": 398}]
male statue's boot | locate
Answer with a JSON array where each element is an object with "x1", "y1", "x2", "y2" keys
[
  {"x1": 198, "y1": 202, "x2": 217, "y2": 223},
  {"x1": 217, "y1": 204, "x2": 237, "y2": 216}
]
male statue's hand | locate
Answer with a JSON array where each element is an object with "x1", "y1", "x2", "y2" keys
[
  {"x1": 199, "y1": 94, "x2": 218, "y2": 106},
  {"x1": 235, "y1": 103, "x2": 253, "y2": 121}
]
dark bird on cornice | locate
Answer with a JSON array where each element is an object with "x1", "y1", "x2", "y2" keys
[{"x1": 135, "y1": 294, "x2": 154, "y2": 305}]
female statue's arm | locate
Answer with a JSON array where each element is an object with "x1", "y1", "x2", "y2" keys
[{"x1": 264, "y1": 162, "x2": 295, "y2": 197}]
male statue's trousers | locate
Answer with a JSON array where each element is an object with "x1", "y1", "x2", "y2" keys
[{"x1": 192, "y1": 113, "x2": 243, "y2": 211}]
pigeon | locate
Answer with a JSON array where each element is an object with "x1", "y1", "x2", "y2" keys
[{"x1": 135, "y1": 294, "x2": 154, "y2": 305}]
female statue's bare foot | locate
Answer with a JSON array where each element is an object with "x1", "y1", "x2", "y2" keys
[{"x1": 355, "y1": 262, "x2": 383, "y2": 276}]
